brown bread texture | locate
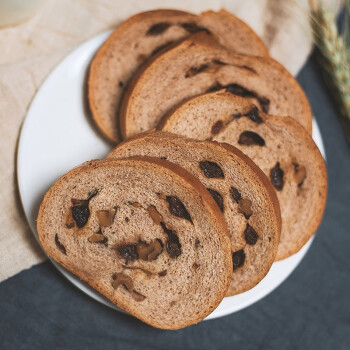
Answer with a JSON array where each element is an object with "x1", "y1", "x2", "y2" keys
[
  {"x1": 37, "y1": 157, "x2": 232, "y2": 329},
  {"x1": 160, "y1": 91, "x2": 327, "y2": 260},
  {"x1": 108, "y1": 132, "x2": 281, "y2": 295},
  {"x1": 120, "y1": 32, "x2": 312, "y2": 140},
  {"x1": 88, "y1": 9, "x2": 268, "y2": 143}
]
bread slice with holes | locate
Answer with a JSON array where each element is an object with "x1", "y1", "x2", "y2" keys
[
  {"x1": 37, "y1": 157, "x2": 232, "y2": 329},
  {"x1": 120, "y1": 32, "x2": 312, "y2": 140},
  {"x1": 160, "y1": 91, "x2": 327, "y2": 260},
  {"x1": 88, "y1": 9, "x2": 268, "y2": 143},
  {"x1": 108, "y1": 132, "x2": 281, "y2": 295}
]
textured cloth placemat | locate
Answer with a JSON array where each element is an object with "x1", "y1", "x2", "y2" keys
[{"x1": 0, "y1": 0, "x2": 340, "y2": 282}]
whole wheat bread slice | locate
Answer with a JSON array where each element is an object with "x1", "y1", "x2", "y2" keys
[
  {"x1": 160, "y1": 91, "x2": 327, "y2": 260},
  {"x1": 88, "y1": 9, "x2": 268, "y2": 143},
  {"x1": 120, "y1": 32, "x2": 312, "y2": 139},
  {"x1": 108, "y1": 132, "x2": 281, "y2": 295},
  {"x1": 37, "y1": 157, "x2": 232, "y2": 329}
]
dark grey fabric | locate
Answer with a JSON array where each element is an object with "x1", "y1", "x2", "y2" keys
[{"x1": 1, "y1": 38, "x2": 350, "y2": 350}]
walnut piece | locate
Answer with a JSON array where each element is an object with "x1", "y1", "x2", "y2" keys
[
  {"x1": 131, "y1": 291, "x2": 146, "y2": 301},
  {"x1": 97, "y1": 209, "x2": 116, "y2": 227},
  {"x1": 131, "y1": 202, "x2": 142, "y2": 208},
  {"x1": 112, "y1": 273, "x2": 133, "y2": 292},
  {"x1": 112, "y1": 273, "x2": 146, "y2": 302},
  {"x1": 147, "y1": 206, "x2": 163, "y2": 225},
  {"x1": 238, "y1": 198, "x2": 253, "y2": 219},
  {"x1": 137, "y1": 240, "x2": 163, "y2": 261},
  {"x1": 88, "y1": 233, "x2": 107, "y2": 244}
]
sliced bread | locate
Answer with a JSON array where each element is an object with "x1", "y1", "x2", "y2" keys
[
  {"x1": 37, "y1": 157, "x2": 232, "y2": 329},
  {"x1": 120, "y1": 32, "x2": 312, "y2": 139},
  {"x1": 88, "y1": 9, "x2": 268, "y2": 143},
  {"x1": 160, "y1": 91, "x2": 327, "y2": 260},
  {"x1": 108, "y1": 132, "x2": 281, "y2": 295}
]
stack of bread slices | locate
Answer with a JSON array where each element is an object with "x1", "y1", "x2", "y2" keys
[{"x1": 37, "y1": 9, "x2": 328, "y2": 330}]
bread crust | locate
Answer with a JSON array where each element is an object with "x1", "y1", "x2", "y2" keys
[
  {"x1": 201, "y1": 9, "x2": 269, "y2": 56},
  {"x1": 37, "y1": 157, "x2": 232, "y2": 329}
]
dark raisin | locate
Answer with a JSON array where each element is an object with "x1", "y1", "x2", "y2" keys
[
  {"x1": 100, "y1": 236, "x2": 108, "y2": 245},
  {"x1": 158, "y1": 270, "x2": 167, "y2": 277},
  {"x1": 166, "y1": 196, "x2": 192, "y2": 222},
  {"x1": 192, "y1": 263, "x2": 200, "y2": 270},
  {"x1": 212, "y1": 59, "x2": 226, "y2": 65},
  {"x1": 230, "y1": 187, "x2": 242, "y2": 203},
  {"x1": 71, "y1": 205, "x2": 90, "y2": 228},
  {"x1": 146, "y1": 22, "x2": 171, "y2": 36},
  {"x1": 224, "y1": 84, "x2": 270, "y2": 113},
  {"x1": 232, "y1": 249, "x2": 245, "y2": 270},
  {"x1": 88, "y1": 189, "x2": 98, "y2": 200},
  {"x1": 185, "y1": 64, "x2": 209, "y2": 78},
  {"x1": 293, "y1": 162, "x2": 307, "y2": 187},
  {"x1": 211, "y1": 120, "x2": 224, "y2": 135},
  {"x1": 207, "y1": 188, "x2": 224, "y2": 212},
  {"x1": 226, "y1": 83, "x2": 253, "y2": 97},
  {"x1": 160, "y1": 222, "x2": 182, "y2": 258},
  {"x1": 55, "y1": 234, "x2": 66, "y2": 255},
  {"x1": 270, "y1": 162, "x2": 284, "y2": 191},
  {"x1": 151, "y1": 41, "x2": 174, "y2": 55},
  {"x1": 166, "y1": 239, "x2": 182, "y2": 258},
  {"x1": 71, "y1": 190, "x2": 98, "y2": 228},
  {"x1": 206, "y1": 82, "x2": 223, "y2": 93},
  {"x1": 239, "y1": 65, "x2": 257, "y2": 74},
  {"x1": 117, "y1": 244, "x2": 138, "y2": 261},
  {"x1": 246, "y1": 107, "x2": 263, "y2": 124},
  {"x1": 244, "y1": 224, "x2": 258, "y2": 245},
  {"x1": 238, "y1": 131, "x2": 265, "y2": 146},
  {"x1": 259, "y1": 97, "x2": 270, "y2": 113},
  {"x1": 180, "y1": 22, "x2": 211, "y2": 34},
  {"x1": 195, "y1": 238, "x2": 201, "y2": 248},
  {"x1": 232, "y1": 112, "x2": 242, "y2": 119},
  {"x1": 199, "y1": 161, "x2": 224, "y2": 178},
  {"x1": 118, "y1": 81, "x2": 124, "y2": 88}
]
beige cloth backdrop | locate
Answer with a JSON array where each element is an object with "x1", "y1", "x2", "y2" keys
[{"x1": 0, "y1": 0, "x2": 340, "y2": 282}]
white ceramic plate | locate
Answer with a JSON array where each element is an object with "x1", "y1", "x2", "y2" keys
[{"x1": 17, "y1": 31, "x2": 325, "y2": 321}]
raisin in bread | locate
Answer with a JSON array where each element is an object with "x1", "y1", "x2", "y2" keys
[
  {"x1": 88, "y1": 9, "x2": 268, "y2": 143},
  {"x1": 120, "y1": 32, "x2": 312, "y2": 139},
  {"x1": 108, "y1": 132, "x2": 281, "y2": 295},
  {"x1": 37, "y1": 157, "x2": 232, "y2": 329},
  {"x1": 160, "y1": 91, "x2": 327, "y2": 260}
]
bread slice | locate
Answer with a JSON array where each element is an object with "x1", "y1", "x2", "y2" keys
[
  {"x1": 108, "y1": 132, "x2": 281, "y2": 295},
  {"x1": 120, "y1": 32, "x2": 312, "y2": 139},
  {"x1": 160, "y1": 91, "x2": 327, "y2": 260},
  {"x1": 88, "y1": 9, "x2": 268, "y2": 143},
  {"x1": 37, "y1": 157, "x2": 232, "y2": 329}
]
